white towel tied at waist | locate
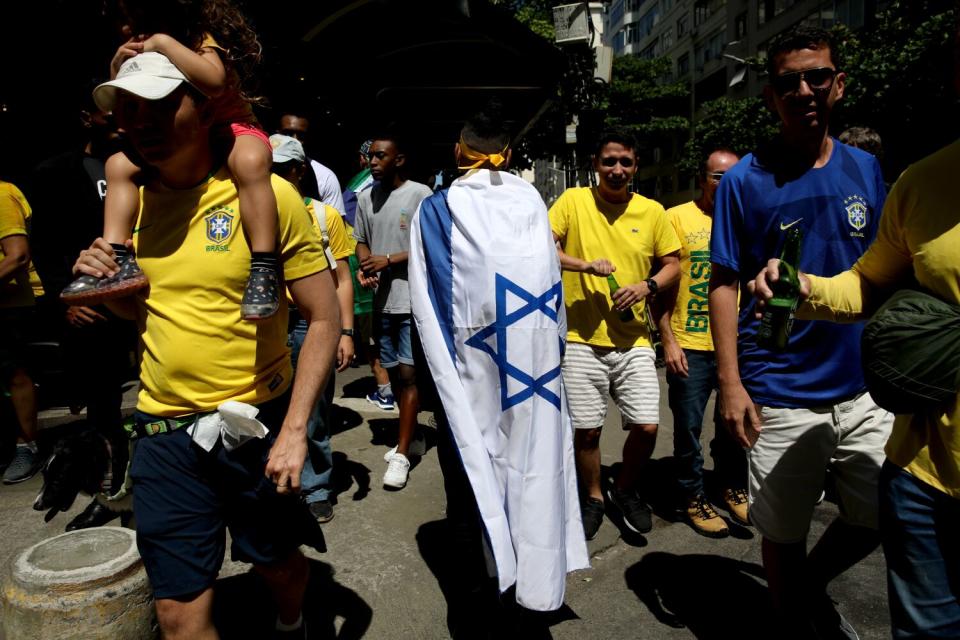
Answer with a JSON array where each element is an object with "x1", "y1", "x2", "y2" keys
[{"x1": 187, "y1": 401, "x2": 270, "y2": 452}]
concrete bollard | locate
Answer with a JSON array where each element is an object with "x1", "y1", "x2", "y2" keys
[{"x1": 1, "y1": 527, "x2": 156, "y2": 639}]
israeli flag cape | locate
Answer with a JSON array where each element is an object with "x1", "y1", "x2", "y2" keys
[{"x1": 409, "y1": 169, "x2": 589, "y2": 611}]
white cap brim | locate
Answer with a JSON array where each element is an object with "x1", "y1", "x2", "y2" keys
[
  {"x1": 93, "y1": 76, "x2": 185, "y2": 113},
  {"x1": 272, "y1": 151, "x2": 301, "y2": 163}
]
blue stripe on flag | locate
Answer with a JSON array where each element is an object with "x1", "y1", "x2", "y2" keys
[{"x1": 418, "y1": 190, "x2": 457, "y2": 364}]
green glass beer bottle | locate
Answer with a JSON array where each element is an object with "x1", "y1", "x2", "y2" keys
[
  {"x1": 757, "y1": 227, "x2": 803, "y2": 351},
  {"x1": 606, "y1": 274, "x2": 635, "y2": 322}
]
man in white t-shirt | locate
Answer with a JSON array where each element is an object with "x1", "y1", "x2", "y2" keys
[{"x1": 278, "y1": 111, "x2": 345, "y2": 215}]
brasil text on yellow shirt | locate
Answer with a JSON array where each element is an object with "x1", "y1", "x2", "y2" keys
[
  {"x1": 132, "y1": 170, "x2": 327, "y2": 417},
  {"x1": 665, "y1": 201, "x2": 714, "y2": 351},
  {"x1": 549, "y1": 187, "x2": 680, "y2": 349}
]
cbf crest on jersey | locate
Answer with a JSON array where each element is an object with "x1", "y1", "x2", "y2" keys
[
  {"x1": 204, "y1": 207, "x2": 235, "y2": 251},
  {"x1": 844, "y1": 195, "x2": 868, "y2": 237}
]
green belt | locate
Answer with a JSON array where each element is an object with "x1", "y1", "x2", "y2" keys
[{"x1": 123, "y1": 414, "x2": 200, "y2": 440}]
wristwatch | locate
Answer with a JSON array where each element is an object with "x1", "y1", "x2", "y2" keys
[
  {"x1": 341, "y1": 328, "x2": 355, "y2": 336},
  {"x1": 644, "y1": 278, "x2": 659, "y2": 295}
]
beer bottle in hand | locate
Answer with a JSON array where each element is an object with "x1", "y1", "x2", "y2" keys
[
  {"x1": 606, "y1": 274, "x2": 635, "y2": 322},
  {"x1": 757, "y1": 227, "x2": 802, "y2": 351}
]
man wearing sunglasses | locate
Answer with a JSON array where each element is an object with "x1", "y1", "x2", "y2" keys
[
  {"x1": 708, "y1": 25, "x2": 891, "y2": 639},
  {"x1": 549, "y1": 130, "x2": 680, "y2": 541},
  {"x1": 654, "y1": 148, "x2": 749, "y2": 540}
]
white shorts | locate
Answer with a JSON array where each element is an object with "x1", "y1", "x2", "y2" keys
[
  {"x1": 748, "y1": 391, "x2": 893, "y2": 544},
  {"x1": 562, "y1": 342, "x2": 660, "y2": 429}
]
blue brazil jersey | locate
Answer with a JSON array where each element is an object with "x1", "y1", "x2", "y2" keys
[{"x1": 710, "y1": 140, "x2": 887, "y2": 408}]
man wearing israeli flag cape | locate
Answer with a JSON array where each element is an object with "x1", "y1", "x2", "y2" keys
[{"x1": 409, "y1": 107, "x2": 589, "y2": 615}]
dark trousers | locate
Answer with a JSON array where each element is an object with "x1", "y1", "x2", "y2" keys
[
  {"x1": 667, "y1": 348, "x2": 747, "y2": 501},
  {"x1": 61, "y1": 314, "x2": 134, "y2": 492}
]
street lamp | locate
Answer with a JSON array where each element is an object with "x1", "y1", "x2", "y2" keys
[{"x1": 723, "y1": 53, "x2": 748, "y2": 87}]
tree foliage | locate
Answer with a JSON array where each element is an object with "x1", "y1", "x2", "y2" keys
[
  {"x1": 832, "y1": 0, "x2": 958, "y2": 176},
  {"x1": 604, "y1": 55, "x2": 689, "y2": 142},
  {"x1": 678, "y1": 97, "x2": 779, "y2": 173}
]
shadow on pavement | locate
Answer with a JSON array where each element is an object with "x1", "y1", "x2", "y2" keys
[
  {"x1": 416, "y1": 519, "x2": 578, "y2": 639},
  {"x1": 340, "y1": 377, "x2": 374, "y2": 400},
  {"x1": 213, "y1": 559, "x2": 372, "y2": 639},
  {"x1": 368, "y1": 419, "x2": 438, "y2": 458},
  {"x1": 625, "y1": 552, "x2": 773, "y2": 638},
  {"x1": 330, "y1": 404, "x2": 364, "y2": 437},
  {"x1": 329, "y1": 451, "x2": 371, "y2": 502}
]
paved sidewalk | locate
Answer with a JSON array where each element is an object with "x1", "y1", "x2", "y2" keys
[{"x1": 0, "y1": 367, "x2": 890, "y2": 639}]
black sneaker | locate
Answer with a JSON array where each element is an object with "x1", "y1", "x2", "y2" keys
[
  {"x1": 607, "y1": 485, "x2": 653, "y2": 534},
  {"x1": 241, "y1": 268, "x2": 280, "y2": 320},
  {"x1": 581, "y1": 497, "x2": 605, "y2": 540},
  {"x1": 308, "y1": 500, "x2": 334, "y2": 523},
  {"x1": 61, "y1": 253, "x2": 148, "y2": 306}
]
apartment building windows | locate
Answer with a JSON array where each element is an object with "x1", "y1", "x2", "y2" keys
[
  {"x1": 637, "y1": 5, "x2": 661, "y2": 39},
  {"x1": 678, "y1": 52, "x2": 690, "y2": 77},
  {"x1": 758, "y1": 0, "x2": 796, "y2": 25},
  {"x1": 695, "y1": 29, "x2": 725, "y2": 71},
  {"x1": 660, "y1": 26, "x2": 674, "y2": 51},
  {"x1": 735, "y1": 11, "x2": 747, "y2": 39},
  {"x1": 694, "y1": 0, "x2": 725, "y2": 27},
  {"x1": 677, "y1": 13, "x2": 689, "y2": 37}
]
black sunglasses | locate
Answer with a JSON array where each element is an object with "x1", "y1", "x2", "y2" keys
[
  {"x1": 771, "y1": 67, "x2": 837, "y2": 96},
  {"x1": 599, "y1": 156, "x2": 635, "y2": 168}
]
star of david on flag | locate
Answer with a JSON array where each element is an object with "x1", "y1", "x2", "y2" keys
[{"x1": 465, "y1": 273, "x2": 564, "y2": 411}]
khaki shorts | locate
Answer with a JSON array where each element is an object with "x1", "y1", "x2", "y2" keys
[
  {"x1": 748, "y1": 391, "x2": 893, "y2": 544},
  {"x1": 562, "y1": 342, "x2": 660, "y2": 429}
]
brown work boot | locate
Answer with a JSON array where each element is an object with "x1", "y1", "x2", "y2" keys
[
  {"x1": 686, "y1": 495, "x2": 729, "y2": 538},
  {"x1": 722, "y1": 487, "x2": 750, "y2": 526}
]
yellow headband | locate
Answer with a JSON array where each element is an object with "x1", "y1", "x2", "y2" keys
[{"x1": 457, "y1": 137, "x2": 509, "y2": 171}]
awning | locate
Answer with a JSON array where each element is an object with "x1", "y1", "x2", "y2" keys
[{"x1": 251, "y1": 0, "x2": 564, "y2": 180}]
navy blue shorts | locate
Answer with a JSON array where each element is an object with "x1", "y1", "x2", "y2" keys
[{"x1": 130, "y1": 392, "x2": 321, "y2": 599}]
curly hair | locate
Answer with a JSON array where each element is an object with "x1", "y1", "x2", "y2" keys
[{"x1": 115, "y1": 0, "x2": 263, "y2": 103}]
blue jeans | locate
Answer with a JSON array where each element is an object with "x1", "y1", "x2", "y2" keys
[
  {"x1": 667, "y1": 349, "x2": 746, "y2": 500},
  {"x1": 289, "y1": 318, "x2": 334, "y2": 504},
  {"x1": 880, "y1": 460, "x2": 960, "y2": 638},
  {"x1": 375, "y1": 312, "x2": 414, "y2": 368}
]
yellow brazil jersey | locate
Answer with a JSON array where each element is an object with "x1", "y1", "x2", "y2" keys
[
  {"x1": 666, "y1": 201, "x2": 714, "y2": 351},
  {"x1": 323, "y1": 204, "x2": 352, "y2": 261},
  {"x1": 305, "y1": 199, "x2": 353, "y2": 261},
  {"x1": 805, "y1": 140, "x2": 960, "y2": 497},
  {"x1": 549, "y1": 187, "x2": 680, "y2": 349},
  {"x1": 132, "y1": 170, "x2": 327, "y2": 417},
  {"x1": 0, "y1": 181, "x2": 44, "y2": 308}
]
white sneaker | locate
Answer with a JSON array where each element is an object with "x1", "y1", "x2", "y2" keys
[
  {"x1": 383, "y1": 434, "x2": 426, "y2": 461},
  {"x1": 383, "y1": 453, "x2": 411, "y2": 489}
]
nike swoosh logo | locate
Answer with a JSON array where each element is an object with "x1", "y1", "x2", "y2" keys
[
  {"x1": 132, "y1": 224, "x2": 152, "y2": 235},
  {"x1": 779, "y1": 218, "x2": 802, "y2": 230}
]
